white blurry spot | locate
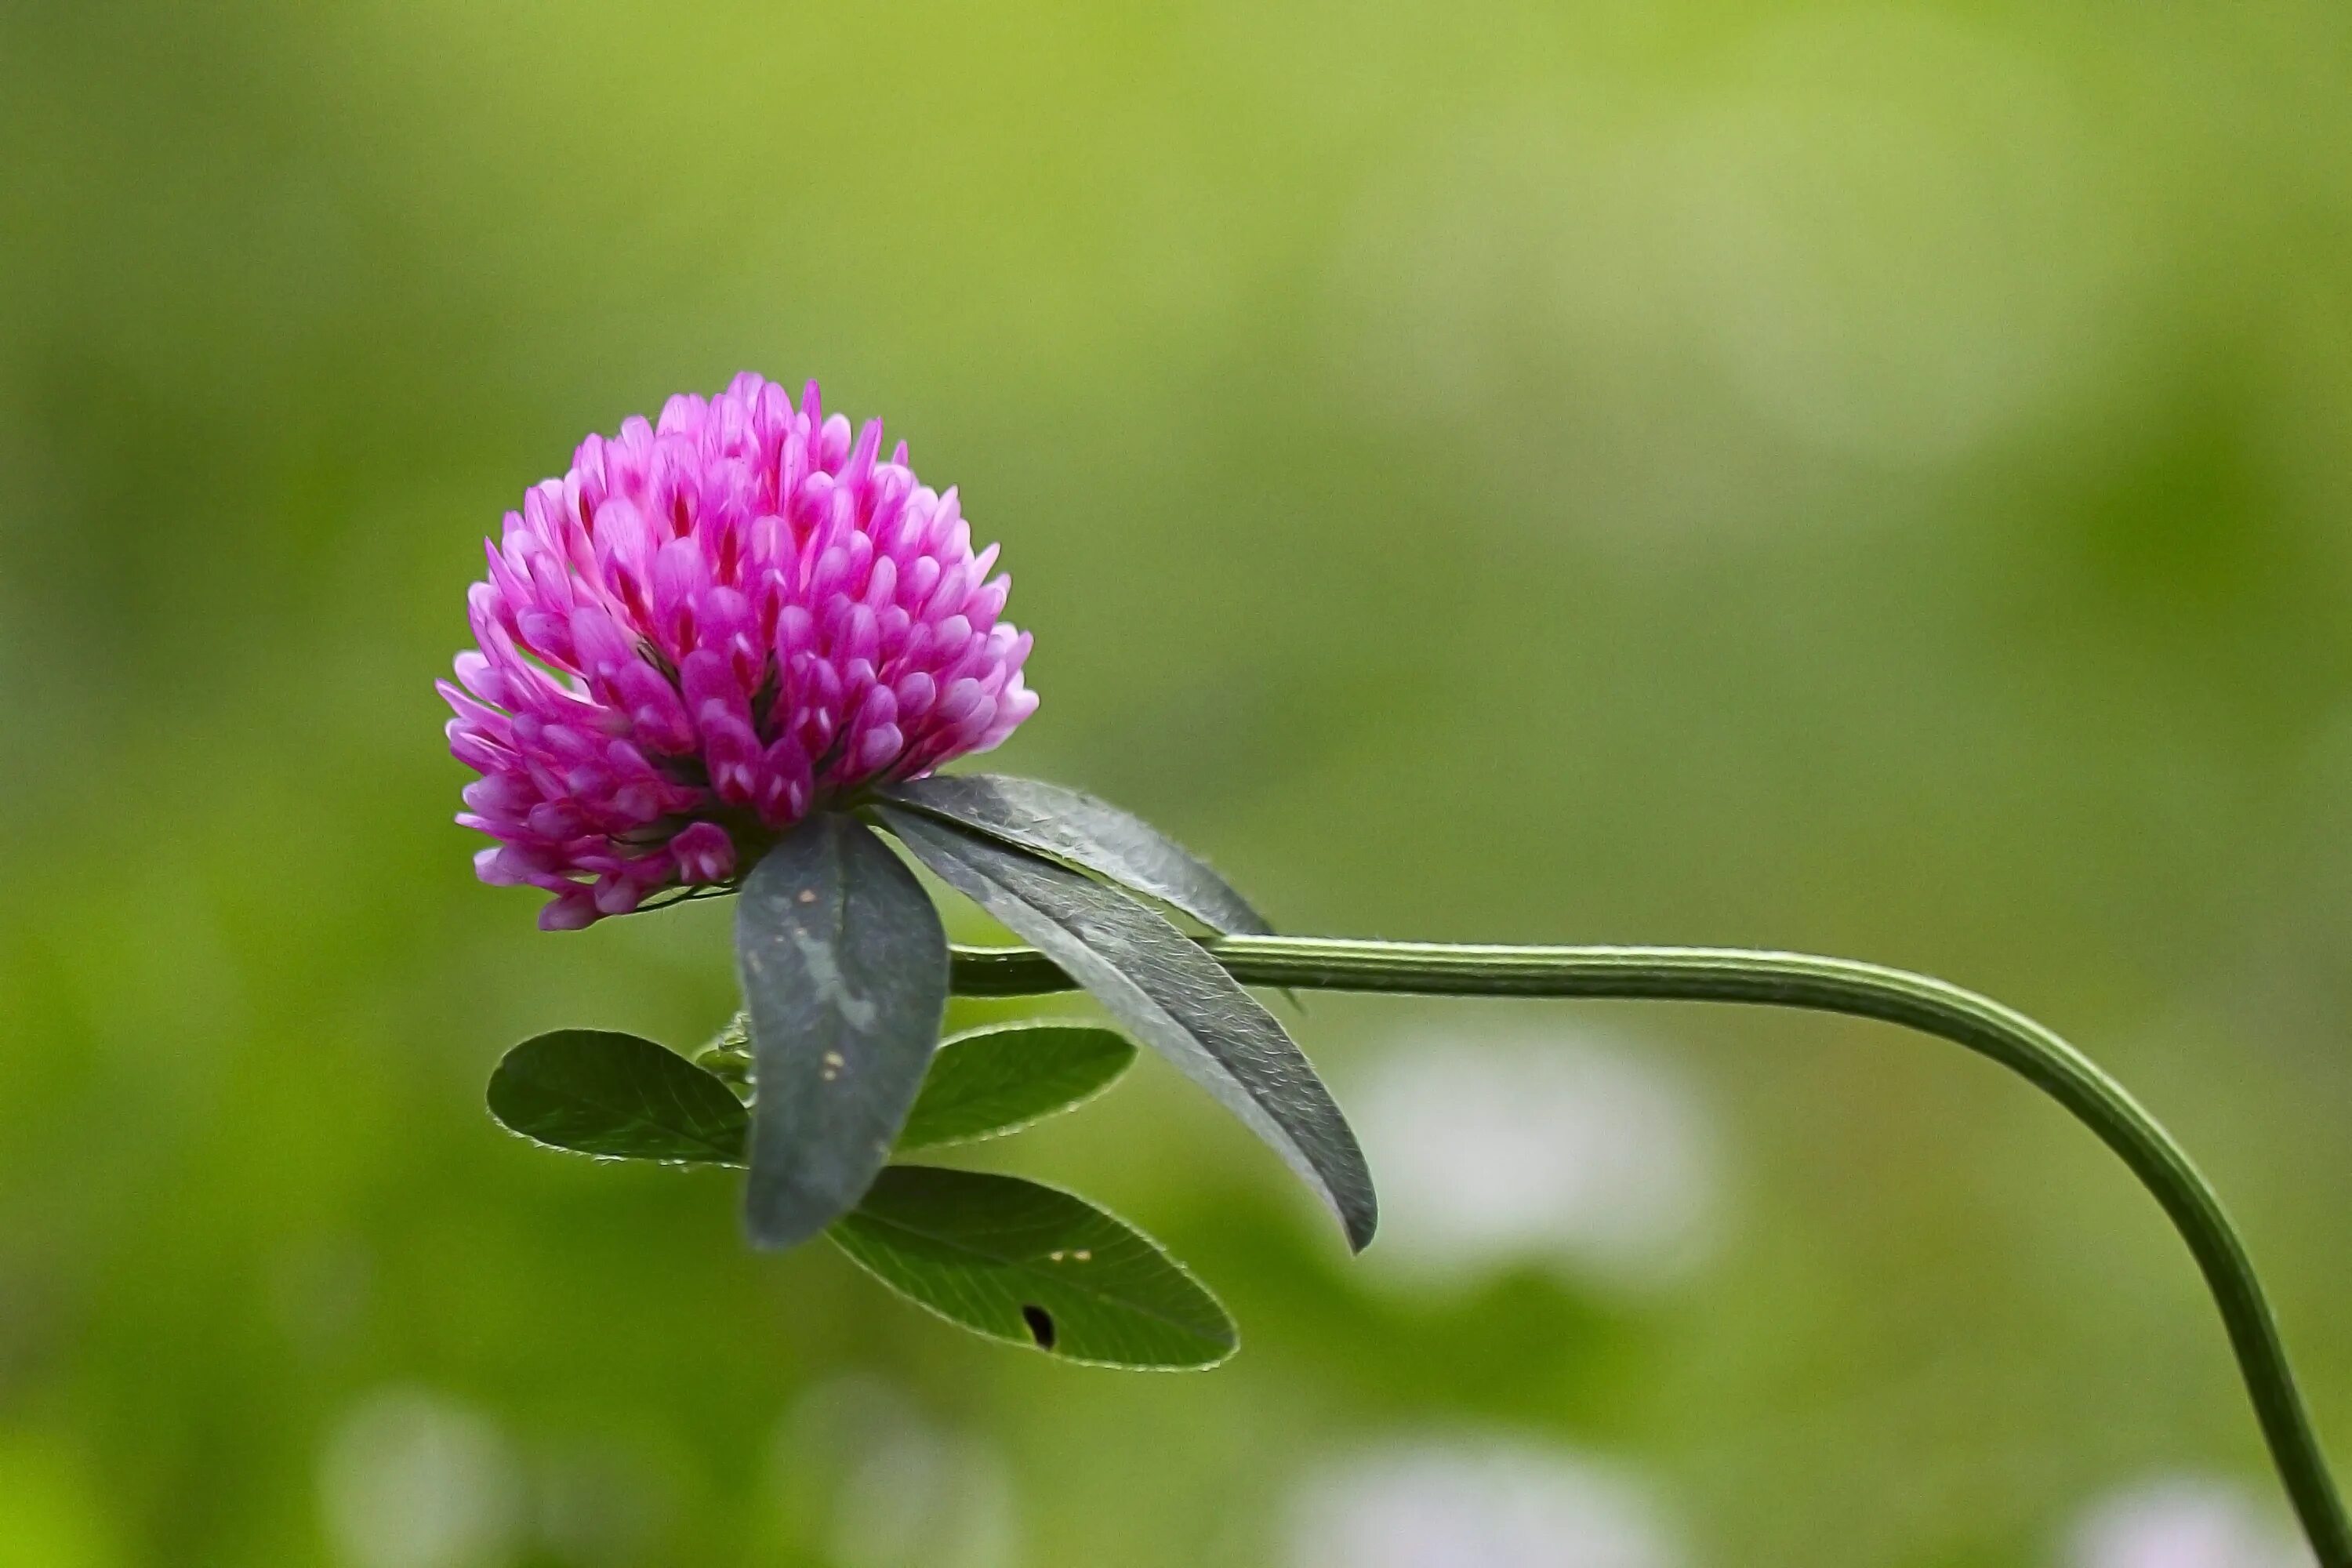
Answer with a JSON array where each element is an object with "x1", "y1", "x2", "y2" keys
[
  {"x1": 318, "y1": 1389, "x2": 521, "y2": 1568},
  {"x1": 1348, "y1": 1023, "x2": 1721, "y2": 1295},
  {"x1": 773, "y1": 1374, "x2": 1018, "y2": 1568},
  {"x1": 2067, "y1": 1477, "x2": 2312, "y2": 1568},
  {"x1": 1287, "y1": 1436, "x2": 1683, "y2": 1568}
]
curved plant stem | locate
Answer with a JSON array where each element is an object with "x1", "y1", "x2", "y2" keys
[{"x1": 950, "y1": 935, "x2": 2351, "y2": 1563}]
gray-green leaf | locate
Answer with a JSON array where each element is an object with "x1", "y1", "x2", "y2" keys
[
  {"x1": 877, "y1": 807, "x2": 1377, "y2": 1253},
  {"x1": 898, "y1": 1022, "x2": 1137, "y2": 1151},
  {"x1": 829, "y1": 1166, "x2": 1236, "y2": 1369},
  {"x1": 486, "y1": 1029, "x2": 747, "y2": 1164},
  {"x1": 735, "y1": 812, "x2": 950, "y2": 1251},
  {"x1": 883, "y1": 773, "x2": 1272, "y2": 933}
]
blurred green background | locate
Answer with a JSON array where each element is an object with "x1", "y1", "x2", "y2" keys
[{"x1": 5, "y1": 2, "x2": 2352, "y2": 1564}]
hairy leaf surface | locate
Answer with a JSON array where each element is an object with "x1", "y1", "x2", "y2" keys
[
  {"x1": 487, "y1": 1029, "x2": 746, "y2": 1164},
  {"x1": 885, "y1": 773, "x2": 1272, "y2": 932},
  {"x1": 898, "y1": 1021, "x2": 1136, "y2": 1150},
  {"x1": 831, "y1": 1166, "x2": 1236, "y2": 1368},
  {"x1": 879, "y1": 808, "x2": 1376, "y2": 1251},
  {"x1": 735, "y1": 812, "x2": 949, "y2": 1250}
]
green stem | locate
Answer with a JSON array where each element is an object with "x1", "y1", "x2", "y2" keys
[{"x1": 950, "y1": 935, "x2": 2350, "y2": 1563}]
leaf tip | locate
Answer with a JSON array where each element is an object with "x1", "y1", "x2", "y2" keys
[
  {"x1": 742, "y1": 1181, "x2": 837, "y2": 1253},
  {"x1": 1339, "y1": 1189, "x2": 1380, "y2": 1255}
]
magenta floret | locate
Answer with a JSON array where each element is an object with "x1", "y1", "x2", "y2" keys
[{"x1": 442, "y1": 374, "x2": 1037, "y2": 928}]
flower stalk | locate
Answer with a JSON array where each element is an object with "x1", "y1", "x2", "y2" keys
[
  {"x1": 447, "y1": 382, "x2": 2346, "y2": 1544},
  {"x1": 950, "y1": 935, "x2": 2352, "y2": 1565}
]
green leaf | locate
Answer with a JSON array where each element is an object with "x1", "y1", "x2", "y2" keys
[
  {"x1": 884, "y1": 773, "x2": 1272, "y2": 933},
  {"x1": 897, "y1": 1022, "x2": 1137, "y2": 1151},
  {"x1": 829, "y1": 1166, "x2": 1236, "y2": 1369},
  {"x1": 735, "y1": 812, "x2": 950, "y2": 1250},
  {"x1": 486, "y1": 1029, "x2": 748, "y2": 1164},
  {"x1": 877, "y1": 807, "x2": 1377, "y2": 1253}
]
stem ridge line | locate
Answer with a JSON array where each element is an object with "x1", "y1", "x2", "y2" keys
[{"x1": 951, "y1": 936, "x2": 2351, "y2": 1564}]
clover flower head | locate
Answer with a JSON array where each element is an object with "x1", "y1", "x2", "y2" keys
[{"x1": 441, "y1": 373, "x2": 1037, "y2": 928}]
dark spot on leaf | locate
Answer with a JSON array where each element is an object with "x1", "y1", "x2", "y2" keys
[{"x1": 1020, "y1": 1304, "x2": 1057, "y2": 1350}]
